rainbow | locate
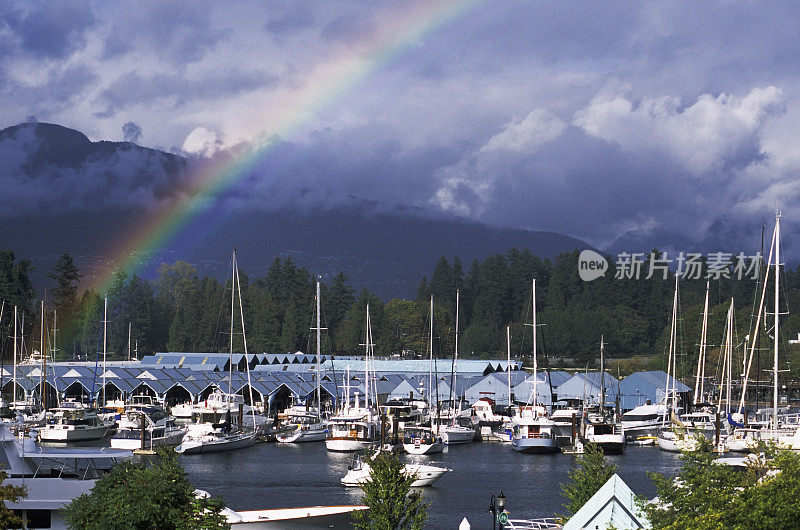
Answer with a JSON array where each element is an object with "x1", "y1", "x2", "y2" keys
[{"x1": 83, "y1": 0, "x2": 485, "y2": 297}]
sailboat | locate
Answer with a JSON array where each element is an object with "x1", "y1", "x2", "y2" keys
[
  {"x1": 435, "y1": 290, "x2": 475, "y2": 446},
  {"x1": 325, "y1": 304, "x2": 381, "y2": 452},
  {"x1": 511, "y1": 279, "x2": 559, "y2": 454},
  {"x1": 727, "y1": 212, "x2": 800, "y2": 451},
  {"x1": 582, "y1": 337, "x2": 625, "y2": 454},
  {"x1": 402, "y1": 296, "x2": 444, "y2": 455},
  {"x1": 176, "y1": 250, "x2": 257, "y2": 454},
  {"x1": 277, "y1": 281, "x2": 327, "y2": 443}
]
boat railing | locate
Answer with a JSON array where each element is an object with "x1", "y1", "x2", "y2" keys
[{"x1": 505, "y1": 517, "x2": 562, "y2": 529}]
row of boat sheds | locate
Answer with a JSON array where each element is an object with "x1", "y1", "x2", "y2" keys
[{"x1": 1, "y1": 352, "x2": 691, "y2": 414}]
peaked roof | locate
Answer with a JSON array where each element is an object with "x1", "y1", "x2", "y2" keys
[{"x1": 563, "y1": 473, "x2": 649, "y2": 530}]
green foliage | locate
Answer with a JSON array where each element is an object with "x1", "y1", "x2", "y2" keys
[
  {"x1": 352, "y1": 452, "x2": 428, "y2": 530},
  {"x1": 63, "y1": 449, "x2": 230, "y2": 530},
  {"x1": 0, "y1": 467, "x2": 27, "y2": 528},
  {"x1": 644, "y1": 445, "x2": 800, "y2": 529},
  {"x1": 560, "y1": 442, "x2": 618, "y2": 517}
]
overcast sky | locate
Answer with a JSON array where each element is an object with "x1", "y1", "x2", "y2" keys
[{"x1": 1, "y1": 1, "x2": 799, "y2": 251}]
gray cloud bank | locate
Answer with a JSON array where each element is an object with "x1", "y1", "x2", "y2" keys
[{"x1": 1, "y1": 2, "x2": 800, "y2": 256}]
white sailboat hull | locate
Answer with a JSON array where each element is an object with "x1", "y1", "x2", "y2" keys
[
  {"x1": 325, "y1": 438, "x2": 377, "y2": 452},
  {"x1": 441, "y1": 426, "x2": 474, "y2": 445},
  {"x1": 110, "y1": 429, "x2": 186, "y2": 450},
  {"x1": 402, "y1": 440, "x2": 444, "y2": 455},
  {"x1": 341, "y1": 463, "x2": 449, "y2": 487},
  {"x1": 276, "y1": 427, "x2": 327, "y2": 443},
  {"x1": 176, "y1": 431, "x2": 256, "y2": 454},
  {"x1": 511, "y1": 436, "x2": 559, "y2": 454},
  {"x1": 39, "y1": 424, "x2": 111, "y2": 442}
]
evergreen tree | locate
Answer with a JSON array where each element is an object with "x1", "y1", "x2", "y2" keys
[
  {"x1": 560, "y1": 442, "x2": 618, "y2": 517},
  {"x1": 352, "y1": 452, "x2": 428, "y2": 530},
  {"x1": 47, "y1": 252, "x2": 82, "y2": 320}
]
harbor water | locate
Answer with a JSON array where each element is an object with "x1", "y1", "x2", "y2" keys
[{"x1": 177, "y1": 442, "x2": 683, "y2": 528}]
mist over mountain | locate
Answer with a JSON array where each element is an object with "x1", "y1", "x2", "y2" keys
[{"x1": 0, "y1": 122, "x2": 594, "y2": 299}]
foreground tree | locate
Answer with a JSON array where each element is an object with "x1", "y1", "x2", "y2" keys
[
  {"x1": 353, "y1": 451, "x2": 428, "y2": 530},
  {"x1": 63, "y1": 449, "x2": 229, "y2": 530},
  {"x1": 644, "y1": 443, "x2": 800, "y2": 529},
  {"x1": 560, "y1": 442, "x2": 618, "y2": 517},
  {"x1": 0, "y1": 468, "x2": 27, "y2": 528}
]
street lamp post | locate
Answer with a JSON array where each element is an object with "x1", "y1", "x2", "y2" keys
[{"x1": 488, "y1": 491, "x2": 507, "y2": 530}]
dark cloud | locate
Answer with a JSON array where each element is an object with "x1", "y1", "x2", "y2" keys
[
  {"x1": 49, "y1": 64, "x2": 98, "y2": 103},
  {"x1": 265, "y1": 3, "x2": 314, "y2": 34},
  {"x1": 2, "y1": 1, "x2": 95, "y2": 59},
  {"x1": 122, "y1": 121, "x2": 142, "y2": 143},
  {"x1": 96, "y1": 69, "x2": 277, "y2": 116}
]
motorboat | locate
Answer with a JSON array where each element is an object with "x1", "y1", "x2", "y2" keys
[
  {"x1": 583, "y1": 412, "x2": 626, "y2": 455},
  {"x1": 550, "y1": 407, "x2": 582, "y2": 447},
  {"x1": 39, "y1": 402, "x2": 113, "y2": 442},
  {"x1": 621, "y1": 403, "x2": 667, "y2": 440},
  {"x1": 341, "y1": 453, "x2": 449, "y2": 487},
  {"x1": 511, "y1": 405, "x2": 559, "y2": 454},
  {"x1": 325, "y1": 407, "x2": 380, "y2": 452},
  {"x1": 0, "y1": 423, "x2": 131, "y2": 528},
  {"x1": 402, "y1": 425, "x2": 444, "y2": 455},
  {"x1": 275, "y1": 406, "x2": 326, "y2": 443},
  {"x1": 110, "y1": 399, "x2": 186, "y2": 450}
]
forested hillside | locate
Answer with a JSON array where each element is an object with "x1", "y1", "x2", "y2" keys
[{"x1": 2, "y1": 248, "x2": 800, "y2": 377}]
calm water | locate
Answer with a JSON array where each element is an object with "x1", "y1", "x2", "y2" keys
[{"x1": 176, "y1": 442, "x2": 683, "y2": 528}]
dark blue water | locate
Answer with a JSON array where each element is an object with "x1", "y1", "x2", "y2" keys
[{"x1": 177, "y1": 442, "x2": 682, "y2": 528}]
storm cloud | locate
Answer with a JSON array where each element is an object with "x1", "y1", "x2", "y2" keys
[{"x1": 1, "y1": 2, "x2": 800, "y2": 257}]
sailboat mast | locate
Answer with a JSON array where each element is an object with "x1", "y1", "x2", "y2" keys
[
  {"x1": 694, "y1": 282, "x2": 710, "y2": 404},
  {"x1": 600, "y1": 335, "x2": 605, "y2": 412},
  {"x1": 229, "y1": 250, "x2": 235, "y2": 398},
  {"x1": 315, "y1": 281, "x2": 322, "y2": 414},
  {"x1": 233, "y1": 253, "x2": 257, "y2": 426},
  {"x1": 429, "y1": 296, "x2": 434, "y2": 413},
  {"x1": 13, "y1": 306, "x2": 17, "y2": 407},
  {"x1": 506, "y1": 326, "x2": 511, "y2": 407},
  {"x1": 532, "y1": 280, "x2": 538, "y2": 409},
  {"x1": 102, "y1": 296, "x2": 107, "y2": 407},
  {"x1": 40, "y1": 300, "x2": 45, "y2": 410},
  {"x1": 364, "y1": 304, "x2": 370, "y2": 411},
  {"x1": 127, "y1": 322, "x2": 132, "y2": 362},
  {"x1": 774, "y1": 212, "x2": 781, "y2": 430}
]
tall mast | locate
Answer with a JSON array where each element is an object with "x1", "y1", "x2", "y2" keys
[
  {"x1": 506, "y1": 326, "x2": 511, "y2": 407},
  {"x1": 694, "y1": 281, "x2": 710, "y2": 404},
  {"x1": 229, "y1": 250, "x2": 235, "y2": 398},
  {"x1": 429, "y1": 296, "x2": 434, "y2": 412},
  {"x1": 600, "y1": 335, "x2": 605, "y2": 412},
  {"x1": 12, "y1": 306, "x2": 17, "y2": 407},
  {"x1": 127, "y1": 322, "x2": 132, "y2": 362},
  {"x1": 773, "y1": 212, "x2": 781, "y2": 430},
  {"x1": 532, "y1": 280, "x2": 538, "y2": 409},
  {"x1": 102, "y1": 296, "x2": 107, "y2": 407},
  {"x1": 233, "y1": 253, "x2": 257, "y2": 427},
  {"x1": 314, "y1": 281, "x2": 323, "y2": 415},
  {"x1": 40, "y1": 300, "x2": 46, "y2": 410},
  {"x1": 364, "y1": 304, "x2": 370, "y2": 411}
]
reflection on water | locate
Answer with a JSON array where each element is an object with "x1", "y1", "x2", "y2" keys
[{"x1": 178, "y1": 442, "x2": 682, "y2": 528}]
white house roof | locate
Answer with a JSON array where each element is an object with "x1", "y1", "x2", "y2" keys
[{"x1": 563, "y1": 473, "x2": 649, "y2": 530}]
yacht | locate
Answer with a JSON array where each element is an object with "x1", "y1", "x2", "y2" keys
[
  {"x1": 110, "y1": 398, "x2": 186, "y2": 450},
  {"x1": 402, "y1": 425, "x2": 444, "y2": 455},
  {"x1": 511, "y1": 405, "x2": 559, "y2": 454},
  {"x1": 275, "y1": 406, "x2": 327, "y2": 443},
  {"x1": 621, "y1": 403, "x2": 667, "y2": 440},
  {"x1": 0, "y1": 424, "x2": 131, "y2": 529},
  {"x1": 39, "y1": 402, "x2": 113, "y2": 442},
  {"x1": 551, "y1": 407, "x2": 582, "y2": 447},
  {"x1": 325, "y1": 404, "x2": 380, "y2": 452},
  {"x1": 583, "y1": 412, "x2": 626, "y2": 455}
]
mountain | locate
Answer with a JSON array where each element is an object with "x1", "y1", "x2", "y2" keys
[{"x1": 0, "y1": 122, "x2": 596, "y2": 299}]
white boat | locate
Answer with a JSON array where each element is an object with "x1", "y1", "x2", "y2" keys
[
  {"x1": 175, "y1": 427, "x2": 256, "y2": 454},
  {"x1": 511, "y1": 405, "x2": 559, "y2": 454},
  {"x1": 621, "y1": 403, "x2": 667, "y2": 440},
  {"x1": 657, "y1": 429, "x2": 703, "y2": 452},
  {"x1": 583, "y1": 413, "x2": 626, "y2": 455},
  {"x1": 325, "y1": 406, "x2": 380, "y2": 452},
  {"x1": 0, "y1": 423, "x2": 131, "y2": 529},
  {"x1": 551, "y1": 407, "x2": 582, "y2": 446},
  {"x1": 110, "y1": 399, "x2": 186, "y2": 450},
  {"x1": 511, "y1": 280, "x2": 558, "y2": 454},
  {"x1": 176, "y1": 250, "x2": 261, "y2": 455},
  {"x1": 39, "y1": 402, "x2": 113, "y2": 442},
  {"x1": 341, "y1": 453, "x2": 449, "y2": 487},
  {"x1": 276, "y1": 407, "x2": 327, "y2": 443},
  {"x1": 402, "y1": 425, "x2": 444, "y2": 455}
]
